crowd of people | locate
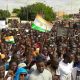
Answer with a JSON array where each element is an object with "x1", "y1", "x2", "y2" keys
[{"x1": 0, "y1": 20, "x2": 80, "y2": 80}]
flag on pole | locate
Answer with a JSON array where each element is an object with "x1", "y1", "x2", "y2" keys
[
  {"x1": 32, "y1": 14, "x2": 53, "y2": 32},
  {"x1": 5, "y1": 36, "x2": 15, "y2": 44}
]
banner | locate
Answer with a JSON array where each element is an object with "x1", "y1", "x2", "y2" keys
[{"x1": 0, "y1": 20, "x2": 8, "y2": 29}]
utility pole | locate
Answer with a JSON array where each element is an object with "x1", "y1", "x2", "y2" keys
[
  {"x1": 7, "y1": 0, "x2": 8, "y2": 11},
  {"x1": 26, "y1": 0, "x2": 28, "y2": 21}
]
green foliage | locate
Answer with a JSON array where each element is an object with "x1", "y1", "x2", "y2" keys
[
  {"x1": 17, "y1": 3, "x2": 56, "y2": 21},
  {"x1": 63, "y1": 14, "x2": 70, "y2": 20},
  {"x1": 69, "y1": 14, "x2": 73, "y2": 18},
  {"x1": 0, "y1": 10, "x2": 10, "y2": 20},
  {"x1": 12, "y1": 8, "x2": 20, "y2": 15}
]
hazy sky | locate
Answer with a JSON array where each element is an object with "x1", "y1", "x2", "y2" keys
[{"x1": 0, "y1": 0, "x2": 80, "y2": 14}]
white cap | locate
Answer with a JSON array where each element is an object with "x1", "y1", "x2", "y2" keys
[{"x1": 18, "y1": 63, "x2": 26, "y2": 68}]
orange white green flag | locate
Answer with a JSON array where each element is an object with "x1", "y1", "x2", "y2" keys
[
  {"x1": 32, "y1": 14, "x2": 53, "y2": 32},
  {"x1": 5, "y1": 36, "x2": 15, "y2": 44}
]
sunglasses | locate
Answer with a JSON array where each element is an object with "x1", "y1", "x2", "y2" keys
[{"x1": 20, "y1": 73, "x2": 27, "y2": 76}]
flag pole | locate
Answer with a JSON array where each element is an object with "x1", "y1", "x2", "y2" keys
[{"x1": 46, "y1": 26, "x2": 47, "y2": 33}]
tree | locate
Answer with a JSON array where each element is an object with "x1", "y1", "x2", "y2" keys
[
  {"x1": 69, "y1": 14, "x2": 73, "y2": 18},
  {"x1": 63, "y1": 14, "x2": 70, "y2": 20},
  {"x1": 17, "y1": 3, "x2": 56, "y2": 21},
  {"x1": 12, "y1": 8, "x2": 20, "y2": 15},
  {"x1": 0, "y1": 10, "x2": 10, "y2": 20}
]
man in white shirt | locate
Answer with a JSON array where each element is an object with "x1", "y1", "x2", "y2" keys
[
  {"x1": 72, "y1": 54, "x2": 80, "y2": 80},
  {"x1": 56, "y1": 53, "x2": 74, "y2": 80},
  {"x1": 29, "y1": 55, "x2": 52, "y2": 80},
  {"x1": 72, "y1": 67, "x2": 80, "y2": 80}
]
